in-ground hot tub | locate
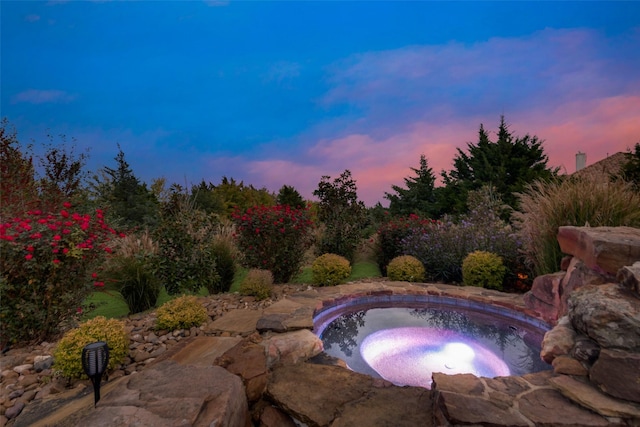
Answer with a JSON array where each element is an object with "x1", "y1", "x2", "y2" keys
[{"x1": 313, "y1": 294, "x2": 551, "y2": 389}]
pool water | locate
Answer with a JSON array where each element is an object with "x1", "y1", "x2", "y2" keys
[{"x1": 314, "y1": 298, "x2": 551, "y2": 389}]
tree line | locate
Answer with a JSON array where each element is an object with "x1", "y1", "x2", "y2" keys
[{"x1": 2, "y1": 115, "x2": 639, "y2": 234}]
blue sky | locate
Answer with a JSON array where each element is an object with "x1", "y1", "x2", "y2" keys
[{"x1": 2, "y1": 1, "x2": 639, "y2": 205}]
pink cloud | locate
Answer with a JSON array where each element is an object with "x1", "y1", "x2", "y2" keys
[
  {"x1": 239, "y1": 121, "x2": 473, "y2": 205},
  {"x1": 514, "y1": 95, "x2": 640, "y2": 174},
  {"x1": 244, "y1": 159, "x2": 325, "y2": 197},
  {"x1": 242, "y1": 93, "x2": 639, "y2": 207}
]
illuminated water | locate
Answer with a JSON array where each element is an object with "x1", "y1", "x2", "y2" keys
[{"x1": 314, "y1": 296, "x2": 551, "y2": 389}]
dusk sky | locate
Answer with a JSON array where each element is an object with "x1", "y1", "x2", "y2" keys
[{"x1": 2, "y1": 1, "x2": 639, "y2": 206}]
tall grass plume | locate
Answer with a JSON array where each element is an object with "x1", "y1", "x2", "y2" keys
[{"x1": 513, "y1": 175, "x2": 640, "y2": 277}]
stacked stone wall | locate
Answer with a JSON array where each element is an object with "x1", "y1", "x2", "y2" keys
[{"x1": 526, "y1": 226, "x2": 640, "y2": 423}]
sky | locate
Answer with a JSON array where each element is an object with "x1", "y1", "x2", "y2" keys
[{"x1": 2, "y1": 1, "x2": 639, "y2": 206}]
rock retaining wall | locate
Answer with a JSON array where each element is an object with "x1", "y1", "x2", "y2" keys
[{"x1": 524, "y1": 226, "x2": 640, "y2": 425}]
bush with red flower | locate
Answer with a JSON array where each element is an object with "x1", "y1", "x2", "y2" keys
[
  {"x1": 0, "y1": 202, "x2": 122, "y2": 344},
  {"x1": 232, "y1": 204, "x2": 314, "y2": 283}
]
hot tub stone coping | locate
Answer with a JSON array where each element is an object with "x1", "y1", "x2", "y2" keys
[
  {"x1": 263, "y1": 281, "x2": 637, "y2": 425},
  {"x1": 257, "y1": 281, "x2": 551, "y2": 336}
]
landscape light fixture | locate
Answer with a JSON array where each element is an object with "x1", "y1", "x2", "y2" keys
[{"x1": 82, "y1": 341, "x2": 109, "y2": 407}]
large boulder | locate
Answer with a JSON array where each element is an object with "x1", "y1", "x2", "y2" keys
[
  {"x1": 557, "y1": 226, "x2": 640, "y2": 276},
  {"x1": 617, "y1": 261, "x2": 640, "y2": 296},
  {"x1": 266, "y1": 362, "x2": 432, "y2": 427},
  {"x1": 17, "y1": 360, "x2": 249, "y2": 427},
  {"x1": 549, "y1": 374, "x2": 640, "y2": 419},
  {"x1": 261, "y1": 329, "x2": 323, "y2": 368},
  {"x1": 558, "y1": 257, "x2": 607, "y2": 316},
  {"x1": 90, "y1": 360, "x2": 248, "y2": 427},
  {"x1": 524, "y1": 272, "x2": 564, "y2": 323},
  {"x1": 569, "y1": 284, "x2": 640, "y2": 351},
  {"x1": 590, "y1": 349, "x2": 640, "y2": 404},
  {"x1": 215, "y1": 336, "x2": 268, "y2": 403},
  {"x1": 540, "y1": 316, "x2": 577, "y2": 364}
]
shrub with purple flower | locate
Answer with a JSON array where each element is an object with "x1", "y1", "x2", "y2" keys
[
  {"x1": 402, "y1": 187, "x2": 520, "y2": 286},
  {"x1": 375, "y1": 214, "x2": 439, "y2": 275}
]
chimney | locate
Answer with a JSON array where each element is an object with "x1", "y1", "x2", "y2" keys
[{"x1": 576, "y1": 151, "x2": 586, "y2": 172}]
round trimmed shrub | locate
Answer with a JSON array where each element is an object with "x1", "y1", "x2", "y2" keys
[
  {"x1": 386, "y1": 255, "x2": 425, "y2": 282},
  {"x1": 156, "y1": 295, "x2": 208, "y2": 331},
  {"x1": 311, "y1": 253, "x2": 351, "y2": 286},
  {"x1": 462, "y1": 251, "x2": 506, "y2": 290},
  {"x1": 53, "y1": 316, "x2": 129, "y2": 379},
  {"x1": 239, "y1": 269, "x2": 273, "y2": 301}
]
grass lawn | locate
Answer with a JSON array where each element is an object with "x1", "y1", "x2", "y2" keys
[
  {"x1": 83, "y1": 260, "x2": 382, "y2": 320},
  {"x1": 82, "y1": 290, "x2": 129, "y2": 320},
  {"x1": 82, "y1": 285, "x2": 206, "y2": 320},
  {"x1": 291, "y1": 260, "x2": 381, "y2": 284}
]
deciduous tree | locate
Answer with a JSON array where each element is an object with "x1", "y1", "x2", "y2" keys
[
  {"x1": 313, "y1": 170, "x2": 367, "y2": 260},
  {"x1": 0, "y1": 119, "x2": 38, "y2": 218}
]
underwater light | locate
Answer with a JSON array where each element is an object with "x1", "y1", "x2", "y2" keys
[
  {"x1": 360, "y1": 327, "x2": 511, "y2": 388},
  {"x1": 442, "y1": 342, "x2": 475, "y2": 370}
]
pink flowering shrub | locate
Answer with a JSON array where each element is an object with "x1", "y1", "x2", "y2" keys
[
  {"x1": 0, "y1": 203, "x2": 122, "y2": 344},
  {"x1": 232, "y1": 204, "x2": 314, "y2": 283}
]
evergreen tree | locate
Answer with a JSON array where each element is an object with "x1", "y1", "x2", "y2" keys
[
  {"x1": 385, "y1": 154, "x2": 438, "y2": 217},
  {"x1": 620, "y1": 142, "x2": 640, "y2": 191},
  {"x1": 442, "y1": 116, "x2": 558, "y2": 217},
  {"x1": 276, "y1": 185, "x2": 305, "y2": 208},
  {"x1": 97, "y1": 146, "x2": 159, "y2": 230}
]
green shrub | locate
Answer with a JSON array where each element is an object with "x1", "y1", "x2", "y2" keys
[
  {"x1": 210, "y1": 237, "x2": 237, "y2": 293},
  {"x1": 311, "y1": 253, "x2": 351, "y2": 286},
  {"x1": 513, "y1": 175, "x2": 640, "y2": 277},
  {"x1": 154, "y1": 207, "x2": 220, "y2": 295},
  {"x1": 403, "y1": 187, "x2": 519, "y2": 284},
  {"x1": 155, "y1": 295, "x2": 208, "y2": 331},
  {"x1": 239, "y1": 269, "x2": 273, "y2": 301},
  {"x1": 0, "y1": 204, "x2": 121, "y2": 344},
  {"x1": 53, "y1": 316, "x2": 129, "y2": 379},
  {"x1": 232, "y1": 204, "x2": 314, "y2": 283},
  {"x1": 462, "y1": 251, "x2": 506, "y2": 290},
  {"x1": 104, "y1": 231, "x2": 161, "y2": 314},
  {"x1": 386, "y1": 255, "x2": 425, "y2": 282}
]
